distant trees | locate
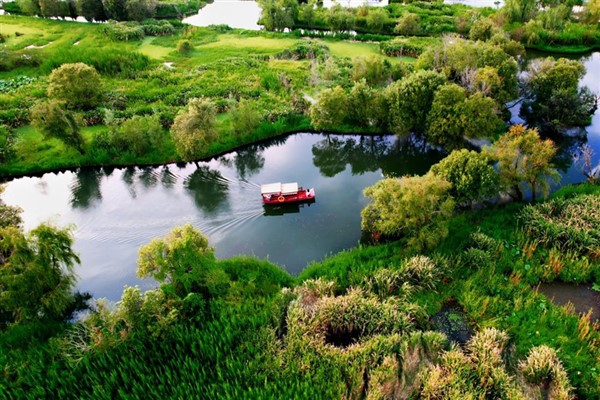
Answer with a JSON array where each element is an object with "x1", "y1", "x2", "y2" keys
[
  {"x1": 47, "y1": 63, "x2": 103, "y2": 110},
  {"x1": 170, "y1": 97, "x2": 217, "y2": 162},
  {"x1": 521, "y1": 58, "x2": 598, "y2": 132},
  {"x1": 30, "y1": 100, "x2": 86, "y2": 154},
  {"x1": 258, "y1": 0, "x2": 298, "y2": 32},
  {"x1": 486, "y1": 125, "x2": 560, "y2": 201},
  {"x1": 75, "y1": 0, "x2": 107, "y2": 21},
  {"x1": 361, "y1": 173, "x2": 455, "y2": 249},
  {"x1": 18, "y1": 0, "x2": 156, "y2": 20}
]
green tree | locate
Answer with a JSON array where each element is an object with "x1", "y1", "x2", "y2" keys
[
  {"x1": 460, "y1": 93, "x2": 504, "y2": 138},
  {"x1": 116, "y1": 114, "x2": 164, "y2": 156},
  {"x1": 386, "y1": 70, "x2": 446, "y2": 136},
  {"x1": 258, "y1": 0, "x2": 298, "y2": 32},
  {"x1": 16, "y1": 0, "x2": 41, "y2": 15},
  {"x1": 125, "y1": 0, "x2": 155, "y2": 21},
  {"x1": 76, "y1": 0, "x2": 107, "y2": 21},
  {"x1": 39, "y1": 0, "x2": 69, "y2": 17},
  {"x1": 47, "y1": 63, "x2": 103, "y2": 110},
  {"x1": 487, "y1": 124, "x2": 560, "y2": 201},
  {"x1": 469, "y1": 17, "x2": 497, "y2": 41},
  {"x1": 366, "y1": 8, "x2": 388, "y2": 34},
  {"x1": 503, "y1": 0, "x2": 540, "y2": 22},
  {"x1": 0, "y1": 223, "x2": 80, "y2": 325},
  {"x1": 347, "y1": 80, "x2": 387, "y2": 129},
  {"x1": 585, "y1": 0, "x2": 600, "y2": 24},
  {"x1": 0, "y1": 186, "x2": 22, "y2": 229},
  {"x1": 137, "y1": 224, "x2": 217, "y2": 297},
  {"x1": 521, "y1": 58, "x2": 597, "y2": 132},
  {"x1": 230, "y1": 99, "x2": 262, "y2": 138},
  {"x1": 425, "y1": 84, "x2": 467, "y2": 149},
  {"x1": 361, "y1": 173, "x2": 455, "y2": 249},
  {"x1": 430, "y1": 149, "x2": 499, "y2": 205},
  {"x1": 352, "y1": 55, "x2": 389, "y2": 86},
  {"x1": 170, "y1": 97, "x2": 217, "y2": 162},
  {"x1": 394, "y1": 13, "x2": 421, "y2": 35},
  {"x1": 30, "y1": 100, "x2": 85, "y2": 154},
  {"x1": 327, "y1": 4, "x2": 354, "y2": 33},
  {"x1": 309, "y1": 86, "x2": 348, "y2": 130},
  {"x1": 102, "y1": 0, "x2": 128, "y2": 20},
  {"x1": 298, "y1": 0, "x2": 316, "y2": 28}
]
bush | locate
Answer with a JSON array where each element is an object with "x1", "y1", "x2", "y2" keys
[
  {"x1": 176, "y1": 39, "x2": 194, "y2": 54},
  {"x1": 379, "y1": 38, "x2": 424, "y2": 58},
  {"x1": 47, "y1": 63, "x2": 103, "y2": 110},
  {"x1": 141, "y1": 18, "x2": 175, "y2": 36},
  {"x1": 276, "y1": 40, "x2": 329, "y2": 60},
  {"x1": 103, "y1": 21, "x2": 146, "y2": 41}
]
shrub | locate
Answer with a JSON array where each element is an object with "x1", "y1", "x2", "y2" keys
[
  {"x1": 103, "y1": 21, "x2": 146, "y2": 41},
  {"x1": 141, "y1": 18, "x2": 175, "y2": 36},
  {"x1": 176, "y1": 39, "x2": 194, "y2": 54},
  {"x1": 47, "y1": 63, "x2": 103, "y2": 110},
  {"x1": 379, "y1": 38, "x2": 424, "y2": 58},
  {"x1": 276, "y1": 40, "x2": 329, "y2": 60},
  {"x1": 361, "y1": 173, "x2": 455, "y2": 250}
]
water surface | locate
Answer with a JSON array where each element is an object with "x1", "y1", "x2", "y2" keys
[{"x1": 2, "y1": 134, "x2": 444, "y2": 300}]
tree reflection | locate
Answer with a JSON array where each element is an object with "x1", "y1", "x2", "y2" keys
[
  {"x1": 121, "y1": 167, "x2": 138, "y2": 199},
  {"x1": 138, "y1": 167, "x2": 159, "y2": 189},
  {"x1": 312, "y1": 135, "x2": 348, "y2": 177},
  {"x1": 70, "y1": 168, "x2": 103, "y2": 208},
  {"x1": 184, "y1": 165, "x2": 230, "y2": 215},
  {"x1": 220, "y1": 148, "x2": 266, "y2": 180},
  {"x1": 312, "y1": 134, "x2": 445, "y2": 178},
  {"x1": 160, "y1": 166, "x2": 178, "y2": 189}
]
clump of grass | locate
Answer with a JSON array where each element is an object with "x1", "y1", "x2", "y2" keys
[
  {"x1": 519, "y1": 345, "x2": 573, "y2": 399},
  {"x1": 519, "y1": 195, "x2": 600, "y2": 256}
]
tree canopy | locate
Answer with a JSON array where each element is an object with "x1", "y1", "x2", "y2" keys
[
  {"x1": 170, "y1": 97, "x2": 217, "y2": 162},
  {"x1": 30, "y1": 100, "x2": 85, "y2": 154},
  {"x1": 487, "y1": 124, "x2": 560, "y2": 201},
  {"x1": 361, "y1": 173, "x2": 455, "y2": 249},
  {"x1": 47, "y1": 63, "x2": 103, "y2": 110},
  {"x1": 430, "y1": 149, "x2": 499, "y2": 205}
]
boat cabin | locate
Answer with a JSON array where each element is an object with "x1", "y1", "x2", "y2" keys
[{"x1": 260, "y1": 182, "x2": 316, "y2": 204}]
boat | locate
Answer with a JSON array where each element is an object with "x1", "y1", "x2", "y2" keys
[{"x1": 261, "y1": 182, "x2": 316, "y2": 205}]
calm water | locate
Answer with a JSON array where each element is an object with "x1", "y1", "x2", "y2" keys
[
  {"x1": 2, "y1": 134, "x2": 444, "y2": 300},
  {"x1": 538, "y1": 282, "x2": 600, "y2": 323}
]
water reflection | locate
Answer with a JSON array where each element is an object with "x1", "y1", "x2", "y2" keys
[
  {"x1": 312, "y1": 134, "x2": 446, "y2": 178},
  {"x1": 184, "y1": 165, "x2": 230, "y2": 215},
  {"x1": 263, "y1": 199, "x2": 316, "y2": 216},
  {"x1": 220, "y1": 148, "x2": 266, "y2": 180},
  {"x1": 70, "y1": 169, "x2": 103, "y2": 208}
]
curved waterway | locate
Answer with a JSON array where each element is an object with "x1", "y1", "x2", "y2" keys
[{"x1": 2, "y1": 133, "x2": 445, "y2": 300}]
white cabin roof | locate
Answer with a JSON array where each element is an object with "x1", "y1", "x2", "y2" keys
[{"x1": 261, "y1": 182, "x2": 299, "y2": 195}]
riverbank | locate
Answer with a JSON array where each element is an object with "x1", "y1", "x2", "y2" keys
[{"x1": 2, "y1": 182, "x2": 599, "y2": 398}]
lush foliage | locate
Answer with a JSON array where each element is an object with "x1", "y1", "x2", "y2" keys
[
  {"x1": 430, "y1": 149, "x2": 499, "y2": 205},
  {"x1": 486, "y1": 124, "x2": 560, "y2": 201},
  {"x1": 520, "y1": 57, "x2": 597, "y2": 132},
  {"x1": 30, "y1": 99, "x2": 86, "y2": 154},
  {"x1": 361, "y1": 173, "x2": 455, "y2": 249},
  {"x1": 47, "y1": 63, "x2": 103, "y2": 110},
  {"x1": 170, "y1": 97, "x2": 217, "y2": 162}
]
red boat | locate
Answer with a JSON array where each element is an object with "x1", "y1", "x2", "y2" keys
[{"x1": 261, "y1": 182, "x2": 316, "y2": 205}]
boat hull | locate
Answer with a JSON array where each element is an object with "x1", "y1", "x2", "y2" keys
[{"x1": 263, "y1": 188, "x2": 315, "y2": 205}]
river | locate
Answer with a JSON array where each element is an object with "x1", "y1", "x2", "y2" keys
[{"x1": 2, "y1": 134, "x2": 444, "y2": 300}]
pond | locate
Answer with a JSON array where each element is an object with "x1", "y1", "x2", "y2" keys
[
  {"x1": 2, "y1": 134, "x2": 445, "y2": 300},
  {"x1": 538, "y1": 282, "x2": 600, "y2": 323}
]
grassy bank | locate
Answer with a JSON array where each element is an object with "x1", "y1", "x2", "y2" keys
[{"x1": 1, "y1": 184, "x2": 599, "y2": 398}]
